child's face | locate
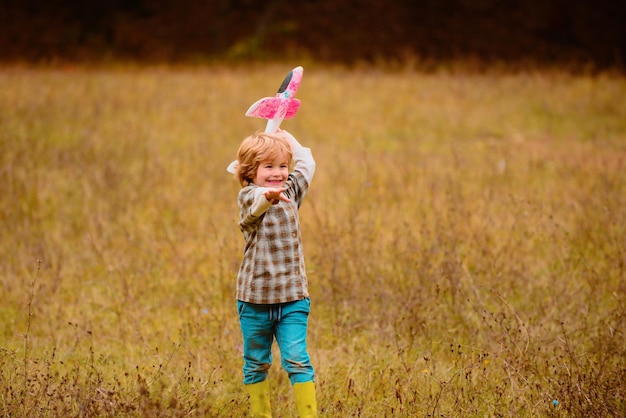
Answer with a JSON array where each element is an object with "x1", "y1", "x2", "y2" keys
[{"x1": 254, "y1": 153, "x2": 289, "y2": 188}]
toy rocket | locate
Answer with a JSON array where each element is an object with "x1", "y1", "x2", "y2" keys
[
  {"x1": 245, "y1": 66, "x2": 303, "y2": 133},
  {"x1": 227, "y1": 66, "x2": 304, "y2": 174}
]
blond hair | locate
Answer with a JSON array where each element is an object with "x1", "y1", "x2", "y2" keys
[{"x1": 235, "y1": 132, "x2": 293, "y2": 186}]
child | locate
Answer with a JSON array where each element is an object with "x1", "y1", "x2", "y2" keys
[{"x1": 230, "y1": 129, "x2": 317, "y2": 417}]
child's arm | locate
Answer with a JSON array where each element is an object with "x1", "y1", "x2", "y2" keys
[
  {"x1": 248, "y1": 187, "x2": 290, "y2": 217},
  {"x1": 279, "y1": 130, "x2": 315, "y2": 185}
]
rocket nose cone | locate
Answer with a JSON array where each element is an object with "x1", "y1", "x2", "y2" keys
[
  {"x1": 277, "y1": 71, "x2": 293, "y2": 94},
  {"x1": 277, "y1": 66, "x2": 303, "y2": 94}
]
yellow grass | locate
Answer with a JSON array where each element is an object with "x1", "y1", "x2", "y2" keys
[{"x1": 1, "y1": 64, "x2": 625, "y2": 417}]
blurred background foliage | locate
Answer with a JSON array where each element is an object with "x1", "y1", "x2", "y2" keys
[{"x1": 1, "y1": 0, "x2": 624, "y2": 69}]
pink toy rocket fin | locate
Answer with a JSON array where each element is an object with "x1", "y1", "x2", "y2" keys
[{"x1": 245, "y1": 97, "x2": 301, "y2": 119}]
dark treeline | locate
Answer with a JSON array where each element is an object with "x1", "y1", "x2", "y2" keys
[{"x1": 1, "y1": 0, "x2": 624, "y2": 69}]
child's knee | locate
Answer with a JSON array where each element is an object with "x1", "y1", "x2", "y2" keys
[
  {"x1": 243, "y1": 362, "x2": 272, "y2": 384},
  {"x1": 282, "y1": 355, "x2": 315, "y2": 383}
]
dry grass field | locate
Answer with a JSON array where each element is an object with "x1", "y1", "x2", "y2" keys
[{"x1": 1, "y1": 63, "x2": 625, "y2": 417}]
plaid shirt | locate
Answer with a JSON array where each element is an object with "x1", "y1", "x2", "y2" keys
[{"x1": 236, "y1": 149, "x2": 314, "y2": 304}]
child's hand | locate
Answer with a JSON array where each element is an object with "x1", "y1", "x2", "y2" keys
[
  {"x1": 263, "y1": 187, "x2": 291, "y2": 204},
  {"x1": 276, "y1": 128, "x2": 295, "y2": 141},
  {"x1": 275, "y1": 129, "x2": 301, "y2": 151}
]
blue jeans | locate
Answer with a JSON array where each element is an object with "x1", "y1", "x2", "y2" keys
[{"x1": 238, "y1": 298, "x2": 315, "y2": 385}]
